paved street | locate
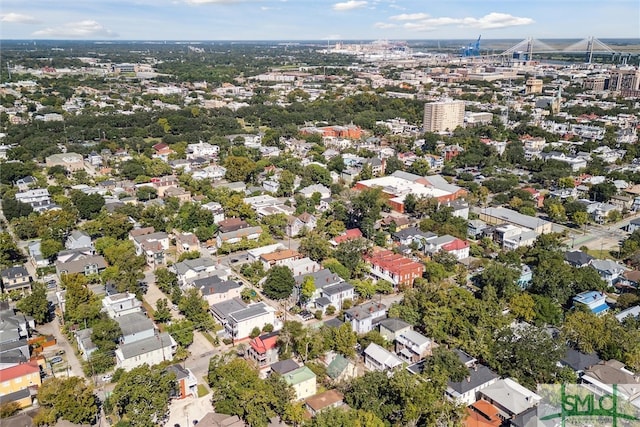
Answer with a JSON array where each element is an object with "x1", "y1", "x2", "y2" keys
[
  {"x1": 167, "y1": 394, "x2": 213, "y2": 427},
  {"x1": 37, "y1": 318, "x2": 85, "y2": 379}
]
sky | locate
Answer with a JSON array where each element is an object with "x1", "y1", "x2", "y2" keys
[{"x1": 0, "y1": 0, "x2": 638, "y2": 41}]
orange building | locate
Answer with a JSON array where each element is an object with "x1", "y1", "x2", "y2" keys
[{"x1": 364, "y1": 249, "x2": 424, "y2": 287}]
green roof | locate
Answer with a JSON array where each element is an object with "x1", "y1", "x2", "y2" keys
[
  {"x1": 327, "y1": 355, "x2": 349, "y2": 379},
  {"x1": 283, "y1": 366, "x2": 316, "y2": 385}
]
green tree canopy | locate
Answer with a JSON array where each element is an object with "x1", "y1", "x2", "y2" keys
[{"x1": 263, "y1": 265, "x2": 295, "y2": 300}]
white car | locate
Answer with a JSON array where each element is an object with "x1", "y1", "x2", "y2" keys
[{"x1": 101, "y1": 374, "x2": 113, "y2": 383}]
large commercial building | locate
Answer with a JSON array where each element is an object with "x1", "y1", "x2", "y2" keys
[
  {"x1": 609, "y1": 67, "x2": 640, "y2": 92},
  {"x1": 423, "y1": 100, "x2": 465, "y2": 133}
]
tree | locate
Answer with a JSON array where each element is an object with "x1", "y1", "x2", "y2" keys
[
  {"x1": 109, "y1": 364, "x2": 177, "y2": 427},
  {"x1": 91, "y1": 317, "x2": 122, "y2": 352},
  {"x1": 36, "y1": 377, "x2": 98, "y2": 425},
  {"x1": 334, "y1": 238, "x2": 369, "y2": 272},
  {"x1": 2, "y1": 197, "x2": 33, "y2": 221},
  {"x1": 277, "y1": 170, "x2": 296, "y2": 196},
  {"x1": 262, "y1": 213, "x2": 288, "y2": 239},
  {"x1": 572, "y1": 210, "x2": 589, "y2": 232},
  {"x1": 309, "y1": 408, "x2": 385, "y2": 427},
  {"x1": 298, "y1": 232, "x2": 331, "y2": 262},
  {"x1": 0, "y1": 402, "x2": 20, "y2": 418},
  {"x1": 40, "y1": 238, "x2": 63, "y2": 261},
  {"x1": 588, "y1": 181, "x2": 617, "y2": 203},
  {"x1": 224, "y1": 156, "x2": 257, "y2": 182},
  {"x1": 263, "y1": 266, "x2": 295, "y2": 300},
  {"x1": 63, "y1": 273, "x2": 101, "y2": 326},
  {"x1": 155, "y1": 268, "x2": 178, "y2": 295},
  {"x1": 300, "y1": 276, "x2": 316, "y2": 306},
  {"x1": 166, "y1": 319, "x2": 195, "y2": 347},
  {"x1": 153, "y1": 298, "x2": 172, "y2": 323},
  {"x1": 71, "y1": 191, "x2": 105, "y2": 219},
  {"x1": 207, "y1": 356, "x2": 292, "y2": 427},
  {"x1": 384, "y1": 156, "x2": 404, "y2": 174},
  {"x1": 136, "y1": 186, "x2": 158, "y2": 201},
  {"x1": 407, "y1": 158, "x2": 430, "y2": 176},
  {"x1": 330, "y1": 322, "x2": 358, "y2": 358},
  {"x1": 349, "y1": 188, "x2": 387, "y2": 238},
  {"x1": 509, "y1": 292, "x2": 536, "y2": 322},
  {"x1": 478, "y1": 262, "x2": 520, "y2": 300},
  {"x1": 491, "y1": 324, "x2": 565, "y2": 389},
  {"x1": 0, "y1": 232, "x2": 25, "y2": 269},
  {"x1": 179, "y1": 287, "x2": 214, "y2": 330},
  {"x1": 16, "y1": 282, "x2": 49, "y2": 324}
]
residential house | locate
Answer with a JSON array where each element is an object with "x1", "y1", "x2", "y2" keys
[
  {"x1": 167, "y1": 364, "x2": 198, "y2": 399},
  {"x1": 0, "y1": 361, "x2": 41, "y2": 408},
  {"x1": 477, "y1": 378, "x2": 541, "y2": 427},
  {"x1": 115, "y1": 312, "x2": 156, "y2": 344},
  {"x1": 344, "y1": 301, "x2": 387, "y2": 334},
  {"x1": 363, "y1": 342, "x2": 403, "y2": 371},
  {"x1": 15, "y1": 176, "x2": 37, "y2": 192},
  {"x1": 163, "y1": 186, "x2": 191, "y2": 204},
  {"x1": 172, "y1": 257, "x2": 230, "y2": 286},
  {"x1": 395, "y1": 330, "x2": 436, "y2": 363},
  {"x1": 464, "y1": 400, "x2": 503, "y2": 427},
  {"x1": 151, "y1": 143, "x2": 175, "y2": 162},
  {"x1": 102, "y1": 292, "x2": 142, "y2": 318},
  {"x1": 283, "y1": 366, "x2": 317, "y2": 400},
  {"x1": 186, "y1": 142, "x2": 219, "y2": 159},
  {"x1": 1, "y1": 266, "x2": 32, "y2": 294},
  {"x1": 210, "y1": 298, "x2": 277, "y2": 342},
  {"x1": 115, "y1": 332, "x2": 176, "y2": 372},
  {"x1": 564, "y1": 250, "x2": 594, "y2": 268},
  {"x1": 517, "y1": 264, "x2": 533, "y2": 288},
  {"x1": 260, "y1": 249, "x2": 301, "y2": 271},
  {"x1": 245, "y1": 332, "x2": 279, "y2": 370},
  {"x1": 572, "y1": 291, "x2": 609, "y2": 316},
  {"x1": 175, "y1": 232, "x2": 200, "y2": 257},
  {"x1": 325, "y1": 353, "x2": 358, "y2": 383},
  {"x1": 201, "y1": 202, "x2": 225, "y2": 223},
  {"x1": 298, "y1": 184, "x2": 331, "y2": 199},
  {"x1": 75, "y1": 328, "x2": 97, "y2": 361},
  {"x1": 379, "y1": 318, "x2": 412, "y2": 342},
  {"x1": 590, "y1": 259, "x2": 627, "y2": 286},
  {"x1": 446, "y1": 362, "x2": 500, "y2": 406},
  {"x1": 628, "y1": 217, "x2": 640, "y2": 233},
  {"x1": 581, "y1": 360, "x2": 640, "y2": 409},
  {"x1": 492, "y1": 224, "x2": 538, "y2": 251},
  {"x1": 315, "y1": 282, "x2": 354, "y2": 313},
  {"x1": 391, "y1": 227, "x2": 435, "y2": 248},
  {"x1": 27, "y1": 241, "x2": 49, "y2": 268},
  {"x1": 14, "y1": 188, "x2": 57, "y2": 213},
  {"x1": 151, "y1": 175, "x2": 179, "y2": 197},
  {"x1": 197, "y1": 413, "x2": 247, "y2": 427},
  {"x1": 364, "y1": 250, "x2": 424, "y2": 288},
  {"x1": 194, "y1": 275, "x2": 243, "y2": 306},
  {"x1": 45, "y1": 152, "x2": 84, "y2": 171},
  {"x1": 467, "y1": 220, "x2": 488, "y2": 239},
  {"x1": 65, "y1": 230, "x2": 92, "y2": 251},
  {"x1": 441, "y1": 238, "x2": 470, "y2": 261},
  {"x1": 270, "y1": 359, "x2": 301, "y2": 376},
  {"x1": 216, "y1": 226, "x2": 263, "y2": 249},
  {"x1": 616, "y1": 305, "x2": 640, "y2": 322},
  {"x1": 559, "y1": 348, "x2": 602, "y2": 375},
  {"x1": 286, "y1": 213, "x2": 317, "y2": 237},
  {"x1": 329, "y1": 229, "x2": 363, "y2": 246},
  {"x1": 130, "y1": 229, "x2": 170, "y2": 268},
  {"x1": 304, "y1": 390, "x2": 345, "y2": 417},
  {"x1": 247, "y1": 244, "x2": 287, "y2": 263}
]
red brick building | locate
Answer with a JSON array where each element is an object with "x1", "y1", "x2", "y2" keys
[{"x1": 364, "y1": 249, "x2": 424, "y2": 287}]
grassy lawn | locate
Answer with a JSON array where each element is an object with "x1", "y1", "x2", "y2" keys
[
  {"x1": 202, "y1": 331, "x2": 218, "y2": 347},
  {"x1": 197, "y1": 384, "x2": 209, "y2": 398},
  {"x1": 584, "y1": 249, "x2": 618, "y2": 260}
]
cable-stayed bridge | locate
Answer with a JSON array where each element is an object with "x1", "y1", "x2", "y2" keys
[{"x1": 498, "y1": 37, "x2": 633, "y2": 64}]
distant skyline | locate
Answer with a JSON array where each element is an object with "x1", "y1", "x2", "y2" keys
[{"x1": 1, "y1": 0, "x2": 638, "y2": 41}]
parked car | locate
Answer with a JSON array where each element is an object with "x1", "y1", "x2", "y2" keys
[
  {"x1": 50, "y1": 356, "x2": 63, "y2": 364},
  {"x1": 101, "y1": 374, "x2": 113, "y2": 383},
  {"x1": 299, "y1": 310, "x2": 314, "y2": 321},
  {"x1": 46, "y1": 280, "x2": 57, "y2": 289},
  {"x1": 55, "y1": 349, "x2": 65, "y2": 356}
]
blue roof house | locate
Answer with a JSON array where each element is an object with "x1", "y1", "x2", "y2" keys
[{"x1": 572, "y1": 291, "x2": 609, "y2": 316}]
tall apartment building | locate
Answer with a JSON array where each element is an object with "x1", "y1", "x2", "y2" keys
[
  {"x1": 423, "y1": 100, "x2": 465, "y2": 133},
  {"x1": 525, "y1": 78, "x2": 543, "y2": 94},
  {"x1": 609, "y1": 67, "x2": 640, "y2": 92}
]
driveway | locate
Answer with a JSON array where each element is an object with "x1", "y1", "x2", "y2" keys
[
  {"x1": 37, "y1": 319, "x2": 85, "y2": 379},
  {"x1": 167, "y1": 394, "x2": 213, "y2": 427}
]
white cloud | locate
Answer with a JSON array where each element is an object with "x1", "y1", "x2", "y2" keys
[
  {"x1": 184, "y1": 0, "x2": 244, "y2": 4},
  {"x1": 332, "y1": 1, "x2": 368, "y2": 11},
  {"x1": 466, "y1": 12, "x2": 535, "y2": 29},
  {"x1": 390, "y1": 13, "x2": 430, "y2": 21},
  {"x1": 374, "y1": 22, "x2": 397, "y2": 29},
  {"x1": 1, "y1": 12, "x2": 41, "y2": 24},
  {"x1": 388, "y1": 12, "x2": 533, "y2": 31},
  {"x1": 33, "y1": 20, "x2": 118, "y2": 38}
]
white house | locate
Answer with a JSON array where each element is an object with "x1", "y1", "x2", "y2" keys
[
  {"x1": 115, "y1": 332, "x2": 176, "y2": 372},
  {"x1": 210, "y1": 298, "x2": 277, "y2": 342},
  {"x1": 102, "y1": 292, "x2": 142, "y2": 318},
  {"x1": 298, "y1": 184, "x2": 331, "y2": 199},
  {"x1": 115, "y1": 312, "x2": 156, "y2": 344},
  {"x1": 187, "y1": 142, "x2": 219, "y2": 159},
  {"x1": 395, "y1": 330, "x2": 436, "y2": 363},
  {"x1": 344, "y1": 302, "x2": 387, "y2": 334},
  {"x1": 445, "y1": 363, "x2": 500, "y2": 406},
  {"x1": 363, "y1": 343, "x2": 403, "y2": 372},
  {"x1": 194, "y1": 275, "x2": 243, "y2": 306}
]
